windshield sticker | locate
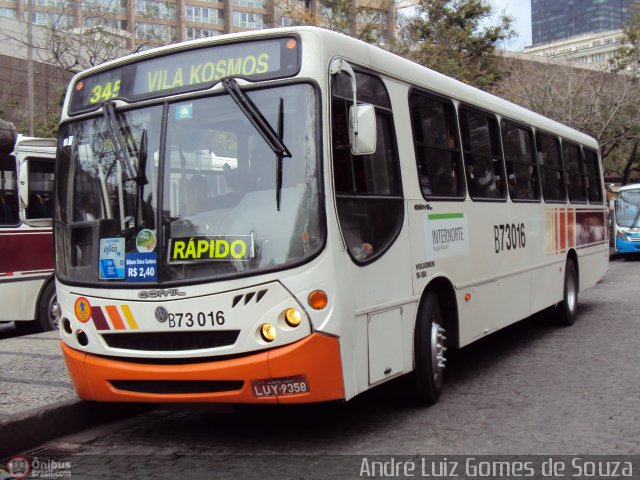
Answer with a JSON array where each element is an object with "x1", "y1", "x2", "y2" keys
[
  {"x1": 175, "y1": 104, "x2": 193, "y2": 120},
  {"x1": 99, "y1": 238, "x2": 125, "y2": 280},
  {"x1": 125, "y1": 252, "x2": 158, "y2": 282},
  {"x1": 63, "y1": 136, "x2": 74, "y2": 147},
  {"x1": 168, "y1": 235, "x2": 254, "y2": 264},
  {"x1": 425, "y1": 213, "x2": 469, "y2": 260},
  {"x1": 136, "y1": 229, "x2": 157, "y2": 252}
]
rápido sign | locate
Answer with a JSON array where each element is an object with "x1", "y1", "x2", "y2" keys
[{"x1": 168, "y1": 235, "x2": 254, "y2": 264}]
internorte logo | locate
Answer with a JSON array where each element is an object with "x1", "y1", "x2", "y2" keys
[
  {"x1": 425, "y1": 213, "x2": 470, "y2": 259},
  {"x1": 168, "y1": 235, "x2": 254, "y2": 264}
]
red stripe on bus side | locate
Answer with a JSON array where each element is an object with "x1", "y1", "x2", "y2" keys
[
  {"x1": 0, "y1": 231, "x2": 53, "y2": 274},
  {"x1": 91, "y1": 307, "x2": 111, "y2": 331}
]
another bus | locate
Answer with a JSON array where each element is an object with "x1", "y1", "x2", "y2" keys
[
  {"x1": 612, "y1": 183, "x2": 640, "y2": 259},
  {"x1": 55, "y1": 27, "x2": 608, "y2": 405},
  {"x1": 0, "y1": 121, "x2": 58, "y2": 333}
]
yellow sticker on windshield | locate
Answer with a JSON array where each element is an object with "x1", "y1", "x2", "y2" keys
[{"x1": 168, "y1": 235, "x2": 254, "y2": 264}]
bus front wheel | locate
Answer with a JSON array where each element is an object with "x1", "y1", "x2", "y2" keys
[
  {"x1": 410, "y1": 291, "x2": 446, "y2": 405},
  {"x1": 556, "y1": 260, "x2": 578, "y2": 326}
]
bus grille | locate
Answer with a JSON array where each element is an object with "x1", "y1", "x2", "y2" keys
[
  {"x1": 109, "y1": 380, "x2": 243, "y2": 394},
  {"x1": 101, "y1": 331, "x2": 240, "y2": 352}
]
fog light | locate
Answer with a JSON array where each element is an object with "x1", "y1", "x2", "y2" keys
[
  {"x1": 308, "y1": 290, "x2": 328, "y2": 310},
  {"x1": 285, "y1": 308, "x2": 302, "y2": 327},
  {"x1": 260, "y1": 323, "x2": 276, "y2": 342},
  {"x1": 76, "y1": 329, "x2": 89, "y2": 347},
  {"x1": 62, "y1": 317, "x2": 72, "y2": 335}
]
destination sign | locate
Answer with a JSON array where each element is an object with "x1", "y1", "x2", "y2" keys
[{"x1": 69, "y1": 36, "x2": 300, "y2": 115}]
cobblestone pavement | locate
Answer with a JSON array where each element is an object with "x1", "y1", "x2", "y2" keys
[
  {"x1": 0, "y1": 331, "x2": 75, "y2": 418},
  {"x1": 14, "y1": 260, "x2": 640, "y2": 478}
]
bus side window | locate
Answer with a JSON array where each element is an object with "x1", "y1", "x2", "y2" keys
[
  {"x1": 0, "y1": 156, "x2": 19, "y2": 225},
  {"x1": 501, "y1": 120, "x2": 539, "y2": 201},
  {"x1": 583, "y1": 148, "x2": 603, "y2": 204},
  {"x1": 25, "y1": 158, "x2": 54, "y2": 220},
  {"x1": 459, "y1": 107, "x2": 506, "y2": 200},
  {"x1": 536, "y1": 132, "x2": 566, "y2": 202},
  {"x1": 563, "y1": 141, "x2": 587, "y2": 203},
  {"x1": 409, "y1": 92, "x2": 464, "y2": 199}
]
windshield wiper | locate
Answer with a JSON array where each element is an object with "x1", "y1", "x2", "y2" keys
[
  {"x1": 134, "y1": 129, "x2": 148, "y2": 227},
  {"x1": 221, "y1": 78, "x2": 291, "y2": 210},
  {"x1": 102, "y1": 101, "x2": 137, "y2": 181}
]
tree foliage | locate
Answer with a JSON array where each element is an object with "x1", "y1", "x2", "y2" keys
[
  {"x1": 394, "y1": 0, "x2": 514, "y2": 88},
  {"x1": 611, "y1": 4, "x2": 640, "y2": 75},
  {"x1": 0, "y1": 0, "x2": 173, "y2": 136},
  {"x1": 493, "y1": 56, "x2": 640, "y2": 181},
  {"x1": 276, "y1": 0, "x2": 394, "y2": 46}
]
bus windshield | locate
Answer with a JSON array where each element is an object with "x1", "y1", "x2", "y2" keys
[
  {"x1": 55, "y1": 83, "x2": 323, "y2": 284},
  {"x1": 616, "y1": 189, "x2": 640, "y2": 228}
]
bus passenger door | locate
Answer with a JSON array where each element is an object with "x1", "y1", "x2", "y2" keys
[{"x1": 330, "y1": 64, "x2": 412, "y2": 391}]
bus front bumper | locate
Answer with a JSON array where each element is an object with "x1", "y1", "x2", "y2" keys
[
  {"x1": 61, "y1": 333, "x2": 344, "y2": 404},
  {"x1": 615, "y1": 237, "x2": 640, "y2": 253}
]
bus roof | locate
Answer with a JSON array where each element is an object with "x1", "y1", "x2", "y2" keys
[
  {"x1": 617, "y1": 183, "x2": 640, "y2": 193},
  {"x1": 65, "y1": 26, "x2": 598, "y2": 150}
]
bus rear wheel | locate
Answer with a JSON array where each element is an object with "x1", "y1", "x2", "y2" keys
[
  {"x1": 556, "y1": 259, "x2": 578, "y2": 326},
  {"x1": 17, "y1": 280, "x2": 58, "y2": 334},
  {"x1": 410, "y1": 291, "x2": 446, "y2": 405}
]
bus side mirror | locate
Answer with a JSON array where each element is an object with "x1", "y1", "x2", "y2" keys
[
  {"x1": 349, "y1": 104, "x2": 377, "y2": 156},
  {"x1": 18, "y1": 159, "x2": 29, "y2": 210}
]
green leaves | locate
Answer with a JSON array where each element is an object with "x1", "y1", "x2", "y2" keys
[{"x1": 395, "y1": 0, "x2": 514, "y2": 88}]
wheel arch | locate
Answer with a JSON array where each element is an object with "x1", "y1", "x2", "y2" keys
[
  {"x1": 34, "y1": 274, "x2": 56, "y2": 319},
  {"x1": 566, "y1": 249, "x2": 579, "y2": 291},
  {"x1": 418, "y1": 276, "x2": 460, "y2": 350}
]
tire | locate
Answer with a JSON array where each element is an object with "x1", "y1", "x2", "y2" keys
[
  {"x1": 556, "y1": 260, "x2": 578, "y2": 326},
  {"x1": 36, "y1": 280, "x2": 58, "y2": 332},
  {"x1": 410, "y1": 291, "x2": 447, "y2": 405}
]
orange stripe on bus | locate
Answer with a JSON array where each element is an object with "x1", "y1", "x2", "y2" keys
[
  {"x1": 121, "y1": 305, "x2": 139, "y2": 330},
  {"x1": 105, "y1": 305, "x2": 126, "y2": 330},
  {"x1": 568, "y1": 209, "x2": 575, "y2": 248},
  {"x1": 561, "y1": 209, "x2": 564, "y2": 252}
]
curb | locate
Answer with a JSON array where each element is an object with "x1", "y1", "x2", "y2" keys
[{"x1": 0, "y1": 398, "x2": 154, "y2": 458}]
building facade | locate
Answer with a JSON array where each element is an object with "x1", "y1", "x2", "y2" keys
[
  {"x1": 531, "y1": 0, "x2": 639, "y2": 46},
  {"x1": 523, "y1": 29, "x2": 626, "y2": 70},
  {"x1": 0, "y1": 0, "x2": 395, "y2": 49}
]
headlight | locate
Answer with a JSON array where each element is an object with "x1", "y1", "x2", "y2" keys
[
  {"x1": 617, "y1": 231, "x2": 630, "y2": 241},
  {"x1": 284, "y1": 308, "x2": 302, "y2": 327},
  {"x1": 260, "y1": 323, "x2": 276, "y2": 342}
]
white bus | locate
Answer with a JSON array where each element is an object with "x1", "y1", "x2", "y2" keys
[
  {"x1": 55, "y1": 27, "x2": 608, "y2": 405},
  {"x1": 611, "y1": 183, "x2": 640, "y2": 259},
  {"x1": 0, "y1": 123, "x2": 58, "y2": 333}
]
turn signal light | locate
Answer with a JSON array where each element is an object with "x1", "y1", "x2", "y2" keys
[
  {"x1": 260, "y1": 323, "x2": 276, "y2": 342},
  {"x1": 308, "y1": 290, "x2": 328, "y2": 310},
  {"x1": 285, "y1": 308, "x2": 302, "y2": 327}
]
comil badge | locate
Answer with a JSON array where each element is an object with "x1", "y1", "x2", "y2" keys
[{"x1": 74, "y1": 297, "x2": 92, "y2": 323}]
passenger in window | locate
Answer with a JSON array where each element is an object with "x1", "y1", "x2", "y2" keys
[{"x1": 478, "y1": 168, "x2": 497, "y2": 195}]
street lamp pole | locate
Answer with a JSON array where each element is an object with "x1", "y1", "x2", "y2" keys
[{"x1": 27, "y1": 0, "x2": 34, "y2": 136}]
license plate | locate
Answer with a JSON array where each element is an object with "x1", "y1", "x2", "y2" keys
[{"x1": 252, "y1": 376, "x2": 310, "y2": 398}]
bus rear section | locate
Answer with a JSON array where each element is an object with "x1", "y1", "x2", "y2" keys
[{"x1": 0, "y1": 122, "x2": 58, "y2": 332}]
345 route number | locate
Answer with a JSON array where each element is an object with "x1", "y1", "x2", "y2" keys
[{"x1": 494, "y1": 223, "x2": 526, "y2": 253}]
